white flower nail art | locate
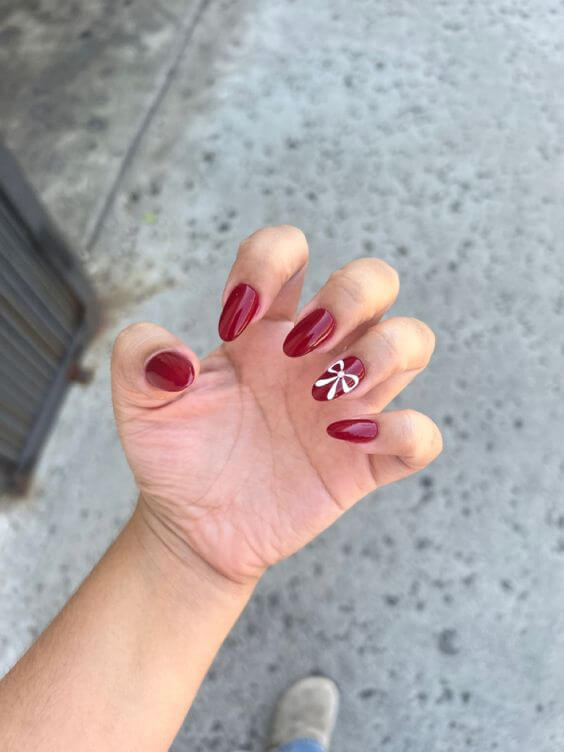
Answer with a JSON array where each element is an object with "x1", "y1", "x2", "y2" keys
[{"x1": 314, "y1": 359, "x2": 361, "y2": 400}]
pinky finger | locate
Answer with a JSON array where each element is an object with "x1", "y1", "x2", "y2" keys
[{"x1": 327, "y1": 409, "x2": 443, "y2": 486}]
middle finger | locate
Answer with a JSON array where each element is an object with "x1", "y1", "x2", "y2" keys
[{"x1": 282, "y1": 257, "x2": 400, "y2": 358}]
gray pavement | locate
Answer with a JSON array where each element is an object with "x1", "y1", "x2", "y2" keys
[{"x1": 1, "y1": 1, "x2": 564, "y2": 750}]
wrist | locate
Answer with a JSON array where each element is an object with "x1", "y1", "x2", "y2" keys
[{"x1": 126, "y1": 497, "x2": 258, "y2": 609}]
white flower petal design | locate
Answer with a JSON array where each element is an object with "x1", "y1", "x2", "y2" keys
[{"x1": 314, "y1": 359, "x2": 361, "y2": 400}]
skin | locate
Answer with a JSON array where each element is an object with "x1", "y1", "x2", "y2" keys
[{"x1": 0, "y1": 226, "x2": 442, "y2": 751}]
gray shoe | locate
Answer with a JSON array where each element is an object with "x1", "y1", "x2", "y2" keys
[{"x1": 267, "y1": 676, "x2": 340, "y2": 751}]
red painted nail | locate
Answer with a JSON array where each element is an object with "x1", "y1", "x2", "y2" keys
[
  {"x1": 312, "y1": 356, "x2": 365, "y2": 401},
  {"x1": 283, "y1": 309, "x2": 336, "y2": 357},
  {"x1": 145, "y1": 351, "x2": 194, "y2": 392},
  {"x1": 218, "y1": 283, "x2": 260, "y2": 341},
  {"x1": 327, "y1": 419, "x2": 379, "y2": 443}
]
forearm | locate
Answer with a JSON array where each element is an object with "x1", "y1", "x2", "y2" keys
[{"x1": 0, "y1": 501, "x2": 255, "y2": 752}]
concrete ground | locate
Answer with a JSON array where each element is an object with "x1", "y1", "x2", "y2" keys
[{"x1": 1, "y1": 0, "x2": 564, "y2": 749}]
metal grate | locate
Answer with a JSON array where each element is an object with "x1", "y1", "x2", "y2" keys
[{"x1": 0, "y1": 144, "x2": 98, "y2": 493}]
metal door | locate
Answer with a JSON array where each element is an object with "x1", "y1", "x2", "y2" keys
[{"x1": 0, "y1": 143, "x2": 99, "y2": 493}]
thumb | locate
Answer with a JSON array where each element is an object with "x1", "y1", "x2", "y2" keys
[{"x1": 111, "y1": 322, "x2": 200, "y2": 414}]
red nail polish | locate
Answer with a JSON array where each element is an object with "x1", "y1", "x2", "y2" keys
[
  {"x1": 218, "y1": 283, "x2": 260, "y2": 341},
  {"x1": 283, "y1": 309, "x2": 336, "y2": 357},
  {"x1": 145, "y1": 351, "x2": 194, "y2": 392},
  {"x1": 312, "y1": 356, "x2": 365, "y2": 401},
  {"x1": 327, "y1": 419, "x2": 379, "y2": 443}
]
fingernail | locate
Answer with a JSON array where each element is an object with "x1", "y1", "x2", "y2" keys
[
  {"x1": 283, "y1": 308, "x2": 336, "y2": 357},
  {"x1": 218, "y1": 283, "x2": 260, "y2": 341},
  {"x1": 145, "y1": 351, "x2": 194, "y2": 392},
  {"x1": 327, "y1": 419, "x2": 379, "y2": 443},
  {"x1": 312, "y1": 356, "x2": 365, "y2": 401}
]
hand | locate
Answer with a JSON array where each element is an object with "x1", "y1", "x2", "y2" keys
[{"x1": 112, "y1": 226, "x2": 442, "y2": 583}]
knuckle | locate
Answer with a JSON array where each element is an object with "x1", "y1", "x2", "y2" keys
[
  {"x1": 330, "y1": 269, "x2": 366, "y2": 307},
  {"x1": 400, "y1": 410, "x2": 421, "y2": 454},
  {"x1": 328, "y1": 258, "x2": 400, "y2": 314},
  {"x1": 370, "y1": 258, "x2": 400, "y2": 290},
  {"x1": 113, "y1": 323, "x2": 165, "y2": 372},
  {"x1": 430, "y1": 423, "x2": 444, "y2": 459},
  {"x1": 238, "y1": 226, "x2": 275, "y2": 254},
  {"x1": 238, "y1": 233, "x2": 259, "y2": 256},
  {"x1": 382, "y1": 317, "x2": 435, "y2": 370},
  {"x1": 415, "y1": 317, "x2": 435, "y2": 346},
  {"x1": 401, "y1": 413, "x2": 443, "y2": 469},
  {"x1": 374, "y1": 328, "x2": 403, "y2": 372},
  {"x1": 240, "y1": 225, "x2": 307, "y2": 255},
  {"x1": 409, "y1": 318, "x2": 436, "y2": 364},
  {"x1": 274, "y1": 225, "x2": 309, "y2": 269},
  {"x1": 113, "y1": 322, "x2": 148, "y2": 355},
  {"x1": 276, "y1": 224, "x2": 308, "y2": 245}
]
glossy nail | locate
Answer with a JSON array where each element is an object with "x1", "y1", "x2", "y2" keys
[
  {"x1": 145, "y1": 351, "x2": 194, "y2": 392},
  {"x1": 218, "y1": 283, "x2": 260, "y2": 341},
  {"x1": 312, "y1": 356, "x2": 365, "y2": 401},
  {"x1": 283, "y1": 308, "x2": 336, "y2": 357},
  {"x1": 327, "y1": 419, "x2": 379, "y2": 443}
]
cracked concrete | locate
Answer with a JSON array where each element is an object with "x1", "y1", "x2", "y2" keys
[{"x1": 1, "y1": 1, "x2": 564, "y2": 750}]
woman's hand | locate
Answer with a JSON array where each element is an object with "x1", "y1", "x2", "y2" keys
[{"x1": 112, "y1": 226, "x2": 442, "y2": 584}]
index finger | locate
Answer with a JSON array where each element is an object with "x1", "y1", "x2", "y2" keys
[{"x1": 218, "y1": 225, "x2": 309, "y2": 341}]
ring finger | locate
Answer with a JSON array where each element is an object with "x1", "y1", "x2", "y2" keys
[{"x1": 310, "y1": 316, "x2": 435, "y2": 402}]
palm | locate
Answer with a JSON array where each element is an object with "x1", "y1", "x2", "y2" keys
[
  {"x1": 114, "y1": 227, "x2": 442, "y2": 581},
  {"x1": 118, "y1": 318, "x2": 375, "y2": 581}
]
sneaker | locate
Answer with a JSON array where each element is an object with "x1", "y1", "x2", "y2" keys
[{"x1": 267, "y1": 676, "x2": 340, "y2": 751}]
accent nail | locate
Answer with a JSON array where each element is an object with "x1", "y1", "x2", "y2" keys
[
  {"x1": 312, "y1": 356, "x2": 365, "y2": 401},
  {"x1": 326, "y1": 419, "x2": 379, "y2": 443},
  {"x1": 145, "y1": 351, "x2": 194, "y2": 392},
  {"x1": 218, "y1": 283, "x2": 260, "y2": 341},
  {"x1": 283, "y1": 308, "x2": 336, "y2": 357}
]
